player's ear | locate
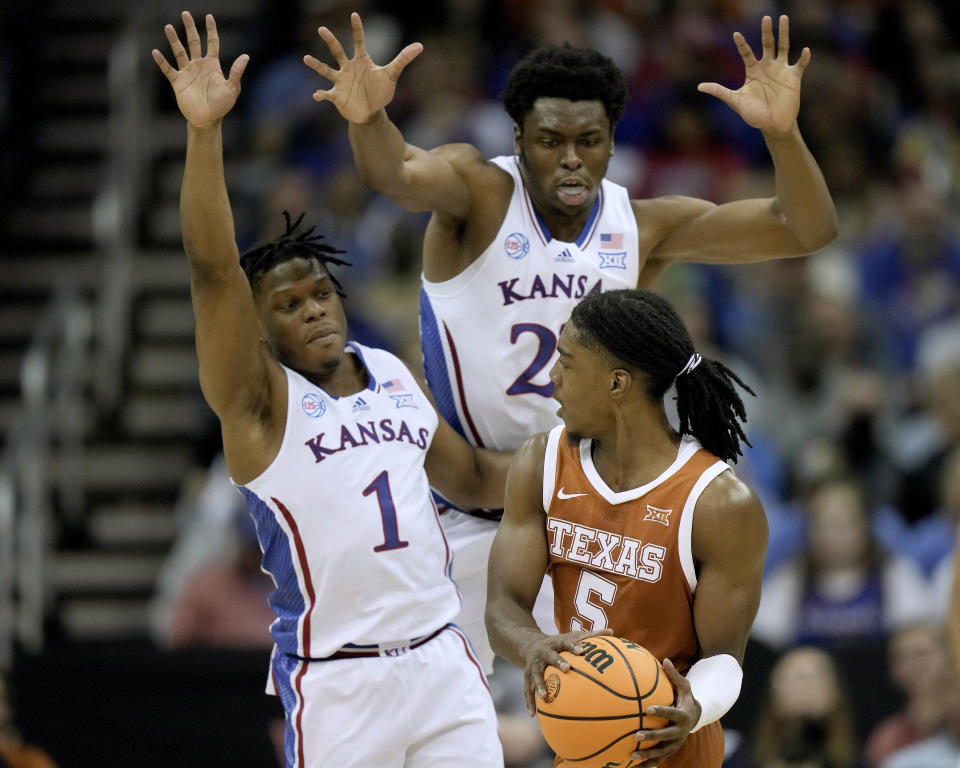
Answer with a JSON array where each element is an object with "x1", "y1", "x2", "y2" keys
[
  {"x1": 513, "y1": 124, "x2": 522, "y2": 155},
  {"x1": 609, "y1": 368, "x2": 631, "y2": 398}
]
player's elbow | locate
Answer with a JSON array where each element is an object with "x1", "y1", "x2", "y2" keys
[{"x1": 800, "y1": 212, "x2": 839, "y2": 253}]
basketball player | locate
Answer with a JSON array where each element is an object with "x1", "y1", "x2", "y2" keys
[
  {"x1": 485, "y1": 289, "x2": 768, "y2": 767},
  {"x1": 305, "y1": 12, "x2": 833, "y2": 672},
  {"x1": 153, "y1": 13, "x2": 504, "y2": 767}
]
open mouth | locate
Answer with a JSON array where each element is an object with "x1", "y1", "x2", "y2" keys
[{"x1": 557, "y1": 182, "x2": 588, "y2": 207}]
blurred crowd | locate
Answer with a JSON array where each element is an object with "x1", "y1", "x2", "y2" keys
[{"x1": 4, "y1": 0, "x2": 960, "y2": 766}]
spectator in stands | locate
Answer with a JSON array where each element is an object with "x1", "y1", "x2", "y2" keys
[
  {"x1": 865, "y1": 622, "x2": 957, "y2": 767},
  {"x1": 164, "y1": 508, "x2": 275, "y2": 650},
  {"x1": 0, "y1": 673, "x2": 57, "y2": 768},
  {"x1": 750, "y1": 646, "x2": 858, "y2": 768},
  {"x1": 752, "y1": 477, "x2": 933, "y2": 649},
  {"x1": 878, "y1": 686, "x2": 960, "y2": 768}
]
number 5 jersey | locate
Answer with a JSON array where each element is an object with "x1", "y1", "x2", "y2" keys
[
  {"x1": 236, "y1": 343, "x2": 460, "y2": 660},
  {"x1": 419, "y1": 155, "x2": 640, "y2": 453}
]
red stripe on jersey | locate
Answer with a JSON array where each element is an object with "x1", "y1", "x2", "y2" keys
[
  {"x1": 273, "y1": 497, "x2": 317, "y2": 656},
  {"x1": 443, "y1": 323, "x2": 486, "y2": 448}
]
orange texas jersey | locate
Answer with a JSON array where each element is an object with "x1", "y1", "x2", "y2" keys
[{"x1": 542, "y1": 425, "x2": 731, "y2": 675}]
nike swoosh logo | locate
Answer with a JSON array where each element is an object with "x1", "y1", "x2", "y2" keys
[{"x1": 557, "y1": 487, "x2": 588, "y2": 500}]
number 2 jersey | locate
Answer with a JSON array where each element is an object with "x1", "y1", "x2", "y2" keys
[
  {"x1": 420, "y1": 155, "x2": 640, "y2": 453},
  {"x1": 542, "y1": 425, "x2": 731, "y2": 767},
  {"x1": 236, "y1": 343, "x2": 460, "y2": 659}
]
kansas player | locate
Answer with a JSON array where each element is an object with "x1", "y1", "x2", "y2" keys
[
  {"x1": 306, "y1": 12, "x2": 836, "y2": 671},
  {"x1": 153, "y1": 14, "x2": 504, "y2": 767},
  {"x1": 486, "y1": 290, "x2": 768, "y2": 767}
]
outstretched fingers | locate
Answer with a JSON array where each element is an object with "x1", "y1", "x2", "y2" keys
[
  {"x1": 303, "y1": 54, "x2": 336, "y2": 82},
  {"x1": 777, "y1": 14, "x2": 790, "y2": 60},
  {"x1": 697, "y1": 81, "x2": 735, "y2": 109},
  {"x1": 317, "y1": 25, "x2": 348, "y2": 66},
  {"x1": 205, "y1": 14, "x2": 220, "y2": 60},
  {"x1": 151, "y1": 49, "x2": 176, "y2": 82},
  {"x1": 731, "y1": 30, "x2": 757, "y2": 67},
  {"x1": 350, "y1": 12, "x2": 367, "y2": 58},
  {"x1": 760, "y1": 14, "x2": 774, "y2": 59},
  {"x1": 384, "y1": 42, "x2": 424, "y2": 81},
  {"x1": 164, "y1": 23, "x2": 189, "y2": 68},
  {"x1": 182, "y1": 10, "x2": 202, "y2": 60},
  {"x1": 228, "y1": 53, "x2": 250, "y2": 87}
]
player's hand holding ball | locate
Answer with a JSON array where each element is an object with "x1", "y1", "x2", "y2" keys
[{"x1": 532, "y1": 635, "x2": 677, "y2": 767}]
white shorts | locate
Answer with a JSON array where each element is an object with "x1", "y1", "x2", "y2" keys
[
  {"x1": 269, "y1": 625, "x2": 503, "y2": 768},
  {"x1": 442, "y1": 509, "x2": 557, "y2": 674}
]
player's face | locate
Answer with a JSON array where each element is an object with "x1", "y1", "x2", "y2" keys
[
  {"x1": 549, "y1": 323, "x2": 612, "y2": 440},
  {"x1": 256, "y1": 257, "x2": 348, "y2": 377},
  {"x1": 515, "y1": 98, "x2": 614, "y2": 220}
]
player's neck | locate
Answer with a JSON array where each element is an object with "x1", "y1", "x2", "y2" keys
[
  {"x1": 589, "y1": 410, "x2": 680, "y2": 493},
  {"x1": 301, "y1": 351, "x2": 369, "y2": 398}
]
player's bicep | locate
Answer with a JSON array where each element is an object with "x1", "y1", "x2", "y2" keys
[
  {"x1": 190, "y1": 264, "x2": 276, "y2": 418},
  {"x1": 644, "y1": 196, "x2": 808, "y2": 266},
  {"x1": 690, "y1": 473, "x2": 768, "y2": 663},
  {"x1": 488, "y1": 435, "x2": 551, "y2": 611},
  {"x1": 392, "y1": 142, "x2": 479, "y2": 217}
]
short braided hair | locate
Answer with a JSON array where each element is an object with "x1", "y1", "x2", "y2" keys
[
  {"x1": 570, "y1": 289, "x2": 754, "y2": 462},
  {"x1": 239, "y1": 211, "x2": 351, "y2": 295},
  {"x1": 502, "y1": 44, "x2": 627, "y2": 128}
]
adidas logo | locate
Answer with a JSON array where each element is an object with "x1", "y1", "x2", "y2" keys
[
  {"x1": 554, "y1": 248, "x2": 575, "y2": 263},
  {"x1": 352, "y1": 397, "x2": 370, "y2": 412}
]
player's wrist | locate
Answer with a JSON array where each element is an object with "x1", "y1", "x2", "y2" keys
[{"x1": 685, "y1": 654, "x2": 742, "y2": 733}]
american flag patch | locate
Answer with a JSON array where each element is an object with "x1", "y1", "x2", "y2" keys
[
  {"x1": 600, "y1": 232, "x2": 623, "y2": 249},
  {"x1": 382, "y1": 379, "x2": 405, "y2": 393}
]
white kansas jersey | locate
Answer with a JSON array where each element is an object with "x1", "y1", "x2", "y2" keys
[
  {"x1": 420, "y1": 155, "x2": 640, "y2": 451},
  {"x1": 237, "y1": 343, "x2": 459, "y2": 659}
]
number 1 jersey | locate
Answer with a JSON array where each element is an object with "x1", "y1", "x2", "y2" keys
[
  {"x1": 420, "y1": 155, "x2": 640, "y2": 451},
  {"x1": 236, "y1": 343, "x2": 459, "y2": 659}
]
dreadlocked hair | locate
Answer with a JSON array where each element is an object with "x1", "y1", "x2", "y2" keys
[
  {"x1": 502, "y1": 43, "x2": 627, "y2": 128},
  {"x1": 239, "y1": 211, "x2": 351, "y2": 295},
  {"x1": 570, "y1": 289, "x2": 755, "y2": 463}
]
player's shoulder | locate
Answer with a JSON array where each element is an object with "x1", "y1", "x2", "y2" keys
[
  {"x1": 694, "y1": 468, "x2": 768, "y2": 540},
  {"x1": 511, "y1": 430, "x2": 552, "y2": 474},
  {"x1": 431, "y1": 143, "x2": 512, "y2": 180}
]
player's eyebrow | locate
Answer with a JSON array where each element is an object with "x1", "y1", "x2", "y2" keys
[{"x1": 556, "y1": 342, "x2": 571, "y2": 357}]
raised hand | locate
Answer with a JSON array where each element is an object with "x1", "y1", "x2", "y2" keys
[
  {"x1": 303, "y1": 12, "x2": 423, "y2": 124},
  {"x1": 152, "y1": 12, "x2": 249, "y2": 128},
  {"x1": 698, "y1": 15, "x2": 809, "y2": 136}
]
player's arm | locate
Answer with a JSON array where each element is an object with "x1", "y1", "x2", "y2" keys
[
  {"x1": 304, "y1": 12, "x2": 478, "y2": 217},
  {"x1": 637, "y1": 15, "x2": 836, "y2": 277},
  {"x1": 486, "y1": 435, "x2": 611, "y2": 714},
  {"x1": 154, "y1": 14, "x2": 284, "y2": 477},
  {"x1": 631, "y1": 470, "x2": 768, "y2": 764},
  {"x1": 423, "y1": 414, "x2": 512, "y2": 512}
]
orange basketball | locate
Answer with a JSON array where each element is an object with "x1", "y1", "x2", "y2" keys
[{"x1": 536, "y1": 637, "x2": 675, "y2": 768}]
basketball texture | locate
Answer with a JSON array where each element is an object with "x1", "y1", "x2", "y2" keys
[{"x1": 536, "y1": 636, "x2": 675, "y2": 767}]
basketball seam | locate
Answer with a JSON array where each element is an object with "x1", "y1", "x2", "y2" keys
[
  {"x1": 596, "y1": 637, "x2": 644, "y2": 730},
  {"x1": 535, "y1": 711, "x2": 640, "y2": 722},
  {"x1": 562, "y1": 730, "x2": 638, "y2": 763},
  {"x1": 562, "y1": 665, "x2": 639, "y2": 700}
]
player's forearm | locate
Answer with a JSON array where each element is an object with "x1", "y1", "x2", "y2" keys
[
  {"x1": 181, "y1": 122, "x2": 240, "y2": 275},
  {"x1": 486, "y1": 593, "x2": 547, "y2": 670},
  {"x1": 763, "y1": 123, "x2": 838, "y2": 252},
  {"x1": 347, "y1": 110, "x2": 419, "y2": 203}
]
